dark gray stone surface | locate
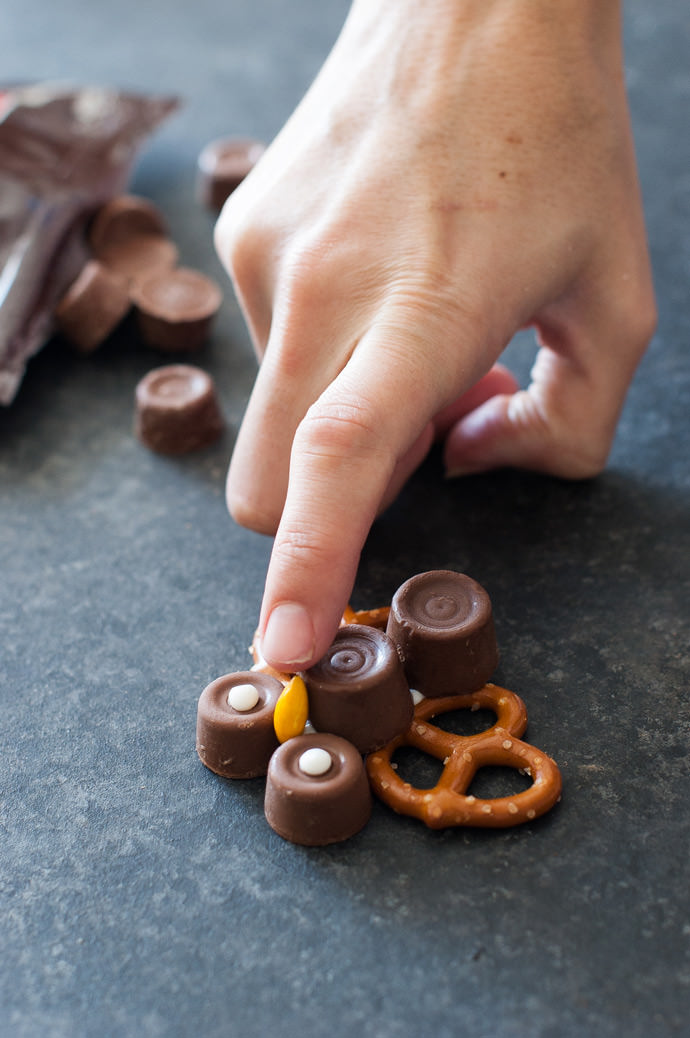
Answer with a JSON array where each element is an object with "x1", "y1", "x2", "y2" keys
[{"x1": 1, "y1": 2, "x2": 688, "y2": 1036}]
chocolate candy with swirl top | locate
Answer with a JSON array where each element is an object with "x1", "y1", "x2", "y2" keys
[
  {"x1": 303, "y1": 625, "x2": 413, "y2": 754},
  {"x1": 386, "y1": 570, "x2": 499, "y2": 697}
]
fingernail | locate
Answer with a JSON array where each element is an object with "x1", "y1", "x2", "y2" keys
[{"x1": 262, "y1": 602, "x2": 315, "y2": 667}]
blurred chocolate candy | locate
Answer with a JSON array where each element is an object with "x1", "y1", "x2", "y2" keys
[
  {"x1": 196, "y1": 137, "x2": 266, "y2": 211},
  {"x1": 134, "y1": 363, "x2": 224, "y2": 454},
  {"x1": 89, "y1": 195, "x2": 178, "y2": 285},
  {"x1": 132, "y1": 267, "x2": 222, "y2": 351},
  {"x1": 54, "y1": 260, "x2": 130, "y2": 353}
]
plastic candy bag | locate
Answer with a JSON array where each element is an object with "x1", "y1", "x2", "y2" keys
[{"x1": 0, "y1": 83, "x2": 177, "y2": 404}]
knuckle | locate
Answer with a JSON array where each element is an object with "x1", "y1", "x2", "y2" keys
[
  {"x1": 225, "y1": 484, "x2": 281, "y2": 537},
  {"x1": 552, "y1": 441, "x2": 610, "y2": 480},
  {"x1": 214, "y1": 205, "x2": 267, "y2": 296},
  {"x1": 606, "y1": 276, "x2": 658, "y2": 360},
  {"x1": 629, "y1": 291, "x2": 658, "y2": 354},
  {"x1": 263, "y1": 325, "x2": 319, "y2": 386},
  {"x1": 508, "y1": 390, "x2": 612, "y2": 480},
  {"x1": 279, "y1": 238, "x2": 337, "y2": 315},
  {"x1": 543, "y1": 422, "x2": 612, "y2": 480},
  {"x1": 273, "y1": 522, "x2": 340, "y2": 572},
  {"x1": 381, "y1": 274, "x2": 493, "y2": 379},
  {"x1": 295, "y1": 398, "x2": 384, "y2": 463}
]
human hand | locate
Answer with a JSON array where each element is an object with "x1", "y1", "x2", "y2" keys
[{"x1": 215, "y1": 0, "x2": 656, "y2": 671}]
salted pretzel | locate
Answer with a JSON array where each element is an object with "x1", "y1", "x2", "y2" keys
[
  {"x1": 341, "y1": 605, "x2": 391, "y2": 630},
  {"x1": 366, "y1": 683, "x2": 562, "y2": 829}
]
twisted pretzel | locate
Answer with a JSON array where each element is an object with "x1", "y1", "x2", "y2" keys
[
  {"x1": 341, "y1": 605, "x2": 390, "y2": 630},
  {"x1": 366, "y1": 683, "x2": 562, "y2": 829}
]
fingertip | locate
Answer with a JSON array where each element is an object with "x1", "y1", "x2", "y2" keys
[
  {"x1": 261, "y1": 601, "x2": 316, "y2": 669},
  {"x1": 225, "y1": 466, "x2": 281, "y2": 535},
  {"x1": 259, "y1": 595, "x2": 347, "y2": 672}
]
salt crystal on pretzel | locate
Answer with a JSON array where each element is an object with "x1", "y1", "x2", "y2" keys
[{"x1": 366, "y1": 683, "x2": 562, "y2": 829}]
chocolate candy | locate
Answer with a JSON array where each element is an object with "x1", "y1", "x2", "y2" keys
[
  {"x1": 54, "y1": 260, "x2": 131, "y2": 353},
  {"x1": 89, "y1": 194, "x2": 169, "y2": 248},
  {"x1": 303, "y1": 625, "x2": 413, "y2": 754},
  {"x1": 88, "y1": 195, "x2": 178, "y2": 285},
  {"x1": 135, "y1": 364, "x2": 224, "y2": 454},
  {"x1": 264, "y1": 733, "x2": 371, "y2": 845},
  {"x1": 196, "y1": 671, "x2": 283, "y2": 779},
  {"x1": 196, "y1": 137, "x2": 266, "y2": 211},
  {"x1": 132, "y1": 267, "x2": 222, "y2": 352},
  {"x1": 386, "y1": 570, "x2": 499, "y2": 697},
  {"x1": 94, "y1": 234, "x2": 179, "y2": 286}
]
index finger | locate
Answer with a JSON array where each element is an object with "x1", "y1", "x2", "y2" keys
[{"x1": 257, "y1": 322, "x2": 469, "y2": 671}]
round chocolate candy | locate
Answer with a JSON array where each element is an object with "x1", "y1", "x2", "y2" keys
[
  {"x1": 386, "y1": 570, "x2": 499, "y2": 697},
  {"x1": 196, "y1": 137, "x2": 266, "y2": 211},
  {"x1": 264, "y1": 733, "x2": 371, "y2": 846},
  {"x1": 88, "y1": 195, "x2": 178, "y2": 287},
  {"x1": 88, "y1": 195, "x2": 169, "y2": 251},
  {"x1": 54, "y1": 260, "x2": 131, "y2": 353},
  {"x1": 94, "y1": 234, "x2": 179, "y2": 286},
  {"x1": 132, "y1": 267, "x2": 222, "y2": 352},
  {"x1": 303, "y1": 625, "x2": 413, "y2": 754},
  {"x1": 196, "y1": 671, "x2": 283, "y2": 779},
  {"x1": 134, "y1": 364, "x2": 224, "y2": 454}
]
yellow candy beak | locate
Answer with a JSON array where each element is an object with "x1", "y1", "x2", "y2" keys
[{"x1": 273, "y1": 674, "x2": 309, "y2": 743}]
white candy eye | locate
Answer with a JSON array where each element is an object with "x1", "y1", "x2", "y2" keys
[
  {"x1": 227, "y1": 683, "x2": 260, "y2": 712},
  {"x1": 411, "y1": 689, "x2": 424, "y2": 705},
  {"x1": 298, "y1": 747, "x2": 333, "y2": 777}
]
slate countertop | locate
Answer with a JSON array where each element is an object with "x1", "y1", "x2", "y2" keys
[{"x1": 1, "y1": 2, "x2": 688, "y2": 1036}]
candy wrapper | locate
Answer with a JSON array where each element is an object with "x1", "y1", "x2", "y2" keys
[{"x1": 0, "y1": 83, "x2": 178, "y2": 404}]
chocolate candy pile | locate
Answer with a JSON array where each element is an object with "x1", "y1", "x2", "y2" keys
[
  {"x1": 55, "y1": 194, "x2": 223, "y2": 356},
  {"x1": 54, "y1": 135, "x2": 267, "y2": 453},
  {"x1": 54, "y1": 193, "x2": 230, "y2": 455},
  {"x1": 196, "y1": 570, "x2": 563, "y2": 846}
]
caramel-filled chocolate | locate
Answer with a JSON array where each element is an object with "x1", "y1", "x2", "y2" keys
[
  {"x1": 303, "y1": 625, "x2": 413, "y2": 754},
  {"x1": 54, "y1": 260, "x2": 131, "y2": 353},
  {"x1": 93, "y1": 234, "x2": 179, "y2": 286},
  {"x1": 135, "y1": 364, "x2": 224, "y2": 454},
  {"x1": 386, "y1": 570, "x2": 498, "y2": 697},
  {"x1": 132, "y1": 267, "x2": 222, "y2": 351},
  {"x1": 196, "y1": 137, "x2": 266, "y2": 211},
  {"x1": 88, "y1": 195, "x2": 168, "y2": 247},
  {"x1": 264, "y1": 733, "x2": 371, "y2": 845},
  {"x1": 89, "y1": 195, "x2": 178, "y2": 286},
  {"x1": 196, "y1": 671, "x2": 283, "y2": 779}
]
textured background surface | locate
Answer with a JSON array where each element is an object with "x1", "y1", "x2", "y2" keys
[{"x1": 1, "y1": 2, "x2": 689, "y2": 1036}]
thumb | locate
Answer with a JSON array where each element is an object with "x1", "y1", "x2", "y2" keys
[{"x1": 443, "y1": 307, "x2": 653, "y2": 481}]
